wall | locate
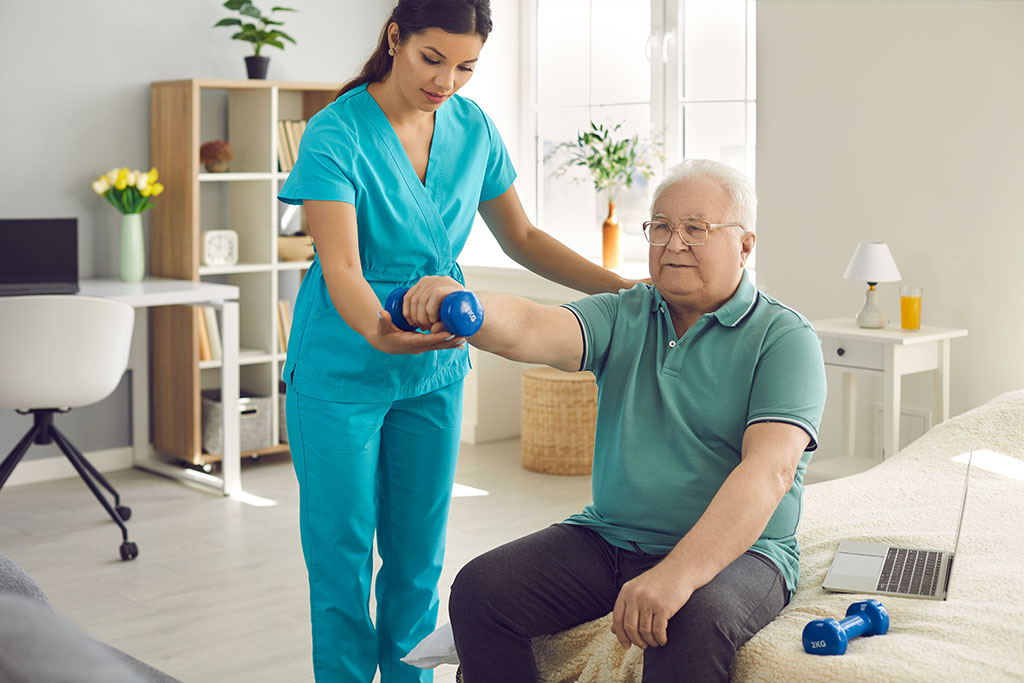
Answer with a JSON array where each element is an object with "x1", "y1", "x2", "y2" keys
[
  {"x1": 756, "y1": 1, "x2": 1024, "y2": 460},
  {"x1": 0, "y1": 0, "x2": 392, "y2": 466}
]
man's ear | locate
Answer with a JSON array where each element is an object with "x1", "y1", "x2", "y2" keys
[{"x1": 739, "y1": 231, "x2": 756, "y2": 267}]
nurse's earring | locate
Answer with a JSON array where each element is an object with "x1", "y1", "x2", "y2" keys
[{"x1": 388, "y1": 47, "x2": 395, "y2": 57}]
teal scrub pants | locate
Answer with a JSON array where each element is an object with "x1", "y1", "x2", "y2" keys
[{"x1": 286, "y1": 381, "x2": 463, "y2": 682}]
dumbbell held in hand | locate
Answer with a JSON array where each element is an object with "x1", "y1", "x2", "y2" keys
[
  {"x1": 802, "y1": 599, "x2": 889, "y2": 655},
  {"x1": 384, "y1": 286, "x2": 484, "y2": 337}
]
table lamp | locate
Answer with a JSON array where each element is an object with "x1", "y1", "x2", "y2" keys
[{"x1": 843, "y1": 242, "x2": 902, "y2": 328}]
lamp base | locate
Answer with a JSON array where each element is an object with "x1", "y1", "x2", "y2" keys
[{"x1": 855, "y1": 285, "x2": 887, "y2": 329}]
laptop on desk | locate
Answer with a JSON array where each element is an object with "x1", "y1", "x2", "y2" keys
[
  {"x1": 0, "y1": 218, "x2": 79, "y2": 295},
  {"x1": 822, "y1": 452, "x2": 973, "y2": 601}
]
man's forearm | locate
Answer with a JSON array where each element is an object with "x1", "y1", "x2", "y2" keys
[{"x1": 469, "y1": 292, "x2": 583, "y2": 371}]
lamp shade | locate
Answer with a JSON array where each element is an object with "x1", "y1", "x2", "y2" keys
[{"x1": 843, "y1": 242, "x2": 902, "y2": 283}]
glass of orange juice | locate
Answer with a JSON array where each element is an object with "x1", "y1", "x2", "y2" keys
[{"x1": 900, "y1": 286, "x2": 922, "y2": 331}]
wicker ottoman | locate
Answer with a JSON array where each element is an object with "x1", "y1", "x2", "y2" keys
[{"x1": 521, "y1": 367, "x2": 598, "y2": 475}]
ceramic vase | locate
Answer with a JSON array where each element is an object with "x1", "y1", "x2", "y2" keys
[
  {"x1": 120, "y1": 213, "x2": 145, "y2": 282},
  {"x1": 601, "y1": 200, "x2": 621, "y2": 269}
]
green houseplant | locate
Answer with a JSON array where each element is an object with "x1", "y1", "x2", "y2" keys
[
  {"x1": 214, "y1": 0, "x2": 297, "y2": 79},
  {"x1": 548, "y1": 122, "x2": 658, "y2": 268}
]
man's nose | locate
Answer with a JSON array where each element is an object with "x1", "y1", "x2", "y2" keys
[{"x1": 666, "y1": 229, "x2": 690, "y2": 252}]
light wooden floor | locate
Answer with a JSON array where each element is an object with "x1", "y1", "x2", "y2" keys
[{"x1": 0, "y1": 438, "x2": 592, "y2": 682}]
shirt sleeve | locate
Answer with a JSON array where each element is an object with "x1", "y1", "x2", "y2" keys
[
  {"x1": 477, "y1": 107, "x2": 517, "y2": 203},
  {"x1": 747, "y1": 324, "x2": 827, "y2": 450},
  {"x1": 561, "y1": 292, "x2": 620, "y2": 378},
  {"x1": 278, "y1": 108, "x2": 356, "y2": 206}
]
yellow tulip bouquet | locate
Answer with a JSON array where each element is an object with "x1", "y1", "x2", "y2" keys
[{"x1": 91, "y1": 167, "x2": 164, "y2": 214}]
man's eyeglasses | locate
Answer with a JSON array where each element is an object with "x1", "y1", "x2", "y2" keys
[{"x1": 641, "y1": 219, "x2": 745, "y2": 246}]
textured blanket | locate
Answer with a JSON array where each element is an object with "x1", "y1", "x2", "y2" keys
[{"x1": 532, "y1": 389, "x2": 1024, "y2": 682}]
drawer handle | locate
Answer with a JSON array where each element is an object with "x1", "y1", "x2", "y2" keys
[{"x1": 836, "y1": 347, "x2": 846, "y2": 357}]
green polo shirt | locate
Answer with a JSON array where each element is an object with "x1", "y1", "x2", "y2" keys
[{"x1": 562, "y1": 271, "x2": 826, "y2": 594}]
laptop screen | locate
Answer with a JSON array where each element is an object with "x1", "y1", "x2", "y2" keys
[{"x1": 0, "y1": 218, "x2": 79, "y2": 294}]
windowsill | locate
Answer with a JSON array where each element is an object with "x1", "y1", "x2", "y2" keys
[{"x1": 461, "y1": 258, "x2": 649, "y2": 302}]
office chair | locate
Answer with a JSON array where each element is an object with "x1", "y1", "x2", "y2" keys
[{"x1": 0, "y1": 295, "x2": 139, "y2": 560}]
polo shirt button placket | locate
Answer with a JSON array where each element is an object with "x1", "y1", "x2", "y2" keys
[{"x1": 668, "y1": 340, "x2": 676, "y2": 348}]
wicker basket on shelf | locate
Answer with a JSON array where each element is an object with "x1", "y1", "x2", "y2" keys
[{"x1": 521, "y1": 367, "x2": 598, "y2": 475}]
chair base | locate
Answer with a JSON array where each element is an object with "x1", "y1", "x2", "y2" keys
[{"x1": 1, "y1": 410, "x2": 139, "y2": 561}]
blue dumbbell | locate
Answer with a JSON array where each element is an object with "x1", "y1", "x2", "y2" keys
[
  {"x1": 384, "y1": 286, "x2": 484, "y2": 337},
  {"x1": 802, "y1": 599, "x2": 889, "y2": 655}
]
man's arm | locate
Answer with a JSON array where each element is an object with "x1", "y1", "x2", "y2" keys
[
  {"x1": 397, "y1": 276, "x2": 585, "y2": 372},
  {"x1": 611, "y1": 421, "x2": 811, "y2": 650}
]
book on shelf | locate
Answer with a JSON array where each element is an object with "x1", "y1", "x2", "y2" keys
[
  {"x1": 197, "y1": 306, "x2": 212, "y2": 362},
  {"x1": 277, "y1": 299, "x2": 293, "y2": 353},
  {"x1": 203, "y1": 306, "x2": 222, "y2": 361},
  {"x1": 284, "y1": 119, "x2": 306, "y2": 170},
  {"x1": 276, "y1": 120, "x2": 294, "y2": 172}
]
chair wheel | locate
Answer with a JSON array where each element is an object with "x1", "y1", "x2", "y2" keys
[
  {"x1": 201, "y1": 463, "x2": 214, "y2": 474},
  {"x1": 119, "y1": 541, "x2": 139, "y2": 561},
  {"x1": 116, "y1": 505, "x2": 132, "y2": 521}
]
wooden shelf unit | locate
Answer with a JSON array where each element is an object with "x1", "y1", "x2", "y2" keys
[{"x1": 150, "y1": 78, "x2": 335, "y2": 467}]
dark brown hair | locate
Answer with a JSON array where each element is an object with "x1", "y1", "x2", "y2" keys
[{"x1": 336, "y1": 0, "x2": 493, "y2": 99}]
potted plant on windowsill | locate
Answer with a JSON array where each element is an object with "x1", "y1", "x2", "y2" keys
[
  {"x1": 548, "y1": 122, "x2": 659, "y2": 269},
  {"x1": 214, "y1": 0, "x2": 297, "y2": 80}
]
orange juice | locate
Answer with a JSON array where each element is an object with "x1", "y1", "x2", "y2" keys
[{"x1": 900, "y1": 288, "x2": 922, "y2": 330}]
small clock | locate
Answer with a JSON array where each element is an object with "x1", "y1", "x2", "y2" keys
[{"x1": 202, "y1": 230, "x2": 239, "y2": 267}]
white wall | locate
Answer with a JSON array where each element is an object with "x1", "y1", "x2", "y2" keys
[
  {"x1": 0, "y1": 0, "x2": 391, "y2": 461},
  {"x1": 756, "y1": 1, "x2": 1024, "y2": 460}
]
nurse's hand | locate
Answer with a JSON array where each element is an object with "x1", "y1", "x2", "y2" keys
[
  {"x1": 372, "y1": 308, "x2": 466, "y2": 355},
  {"x1": 400, "y1": 276, "x2": 467, "y2": 332}
]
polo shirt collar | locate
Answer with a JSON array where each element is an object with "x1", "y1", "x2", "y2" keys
[{"x1": 649, "y1": 269, "x2": 757, "y2": 328}]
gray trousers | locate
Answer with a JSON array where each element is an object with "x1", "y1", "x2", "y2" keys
[{"x1": 449, "y1": 524, "x2": 787, "y2": 683}]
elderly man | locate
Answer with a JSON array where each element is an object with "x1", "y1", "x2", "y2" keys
[{"x1": 386, "y1": 159, "x2": 826, "y2": 682}]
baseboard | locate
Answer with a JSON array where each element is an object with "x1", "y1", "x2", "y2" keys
[{"x1": 4, "y1": 447, "x2": 134, "y2": 487}]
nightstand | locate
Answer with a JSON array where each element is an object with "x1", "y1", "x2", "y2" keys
[{"x1": 811, "y1": 318, "x2": 968, "y2": 478}]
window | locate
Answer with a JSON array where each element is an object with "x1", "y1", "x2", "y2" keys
[{"x1": 527, "y1": 0, "x2": 756, "y2": 265}]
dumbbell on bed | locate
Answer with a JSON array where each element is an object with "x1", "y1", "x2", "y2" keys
[
  {"x1": 802, "y1": 599, "x2": 889, "y2": 655},
  {"x1": 384, "y1": 286, "x2": 484, "y2": 337}
]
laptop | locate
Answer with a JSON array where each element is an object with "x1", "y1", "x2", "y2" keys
[
  {"x1": 0, "y1": 218, "x2": 79, "y2": 295},
  {"x1": 822, "y1": 452, "x2": 973, "y2": 601}
]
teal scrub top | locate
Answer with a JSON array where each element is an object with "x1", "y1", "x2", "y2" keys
[
  {"x1": 278, "y1": 84, "x2": 517, "y2": 403},
  {"x1": 561, "y1": 272, "x2": 827, "y2": 594}
]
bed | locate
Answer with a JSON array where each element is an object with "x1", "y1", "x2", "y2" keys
[{"x1": 525, "y1": 389, "x2": 1024, "y2": 682}]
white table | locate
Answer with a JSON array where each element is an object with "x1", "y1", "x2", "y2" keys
[
  {"x1": 80, "y1": 278, "x2": 242, "y2": 496},
  {"x1": 812, "y1": 318, "x2": 967, "y2": 474}
]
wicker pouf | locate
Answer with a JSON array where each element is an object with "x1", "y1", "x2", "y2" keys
[{"x1": 521, "y1": 367, "x2": 598, "y2": 475}]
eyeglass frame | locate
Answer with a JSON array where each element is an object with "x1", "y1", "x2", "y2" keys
[{"x1": 641, "y1": 218, "x2": 745, "y2": 246}]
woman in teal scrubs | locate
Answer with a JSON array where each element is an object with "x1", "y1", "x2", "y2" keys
[{"x1": 278, "y1": 2, "x2": 636, "y2": 680}]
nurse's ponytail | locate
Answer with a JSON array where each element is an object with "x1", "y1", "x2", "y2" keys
[{"x1": 336, "y1": 0, "x2": 493, "y2": 99}]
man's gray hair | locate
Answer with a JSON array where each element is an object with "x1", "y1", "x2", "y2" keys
[{"x1": 650, "y1": 159, "x2": 757, "y2": 232}]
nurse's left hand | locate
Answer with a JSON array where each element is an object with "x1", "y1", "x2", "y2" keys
[
  {"x1": 401, "y1": 276, "x2": 467, "y2": 332},
  {"x1": 373, "y1": 309, "x2": 466, "y2": 355}
]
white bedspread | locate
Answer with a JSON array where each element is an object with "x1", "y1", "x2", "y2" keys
[{"x1": 532, "y1": 389, "x2": 1024, "y2": 682}]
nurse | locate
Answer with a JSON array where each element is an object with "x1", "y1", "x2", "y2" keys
[{"x1": 278, "y1": 1, "x2": 637, "y2": 681}]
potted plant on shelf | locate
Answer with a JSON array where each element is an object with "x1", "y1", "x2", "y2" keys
[
  {"x1": 214, "y1": 0, "x2": 297, "y2": 80},
  {"x1": 200, "y1": 140, "x2": 235, "y2": 173},
  {"x1": 91, "y1": 167, "x2": 164, "y2": 282},
  {"x1": 548, "y1": 122, "x2": 659, "y2": 268}
]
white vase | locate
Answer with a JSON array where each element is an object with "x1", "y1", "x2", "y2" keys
[{"x1": 120, "y1": 213, "x2": 145, "y2": 282}]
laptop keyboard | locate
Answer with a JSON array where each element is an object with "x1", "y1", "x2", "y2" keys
[{"x1": 877, "y1": 548, "x2": 943, "y2": 596}]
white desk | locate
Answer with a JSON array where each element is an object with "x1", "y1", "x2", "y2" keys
[
  {"x1": 80, "y1": 278, "x2": 242, "y2": 496},
  {"x1": 812, "y1": 318, "x2": 967, "y2": 476}
]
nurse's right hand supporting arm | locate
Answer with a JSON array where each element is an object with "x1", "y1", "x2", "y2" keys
[{"x1": 305, "y1": 200, "x2": 465, "y2": 355}]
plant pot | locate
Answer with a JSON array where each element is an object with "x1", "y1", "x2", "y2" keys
[
  {"x1": 601, "y1": 200, "x2": 621, "y2": 269},
  {"x1": 119, "y1": 213, "x2": 145, "y2": 282},
  {"x1": 203, "y1": 160, "x2": 230, "y2": 173},
  {"x1": 245, "y1": 55, "x2": 269, "y2": 80}
]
